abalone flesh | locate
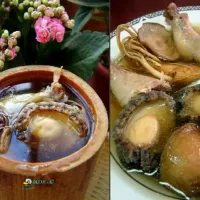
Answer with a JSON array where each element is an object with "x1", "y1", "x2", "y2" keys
[
  {"x1": 160, "y1": 123, "x2": 200, "y2": 197},
  {"x1": 113, "y1": 91, "x2": 176, "y2": 172}
]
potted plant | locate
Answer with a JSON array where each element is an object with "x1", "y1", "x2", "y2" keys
[
  {"x1": 0, "y1": 0, "x2": 109, "y2": 83},
  {"x1": 63, "y1": 0, "x2": 109, "y2": 111}
]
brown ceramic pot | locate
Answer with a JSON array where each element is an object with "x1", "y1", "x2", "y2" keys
[{"x1": 0, "y1": 66, "x2": 108, "y2": 200}]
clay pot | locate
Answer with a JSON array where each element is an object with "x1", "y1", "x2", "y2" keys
[{"x1": 0, "y1": 66, "x2": 108, "y2": 200}]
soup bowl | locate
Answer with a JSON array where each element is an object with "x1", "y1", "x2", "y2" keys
[{"x1": 0, "y1": 65, "x2": 108, "y2": 200}]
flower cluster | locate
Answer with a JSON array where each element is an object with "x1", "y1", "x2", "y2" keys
[
  {"x1": 3, "y1": 0, "x2": 74, "y2": 29},
  {"x1": 0, "y1": 0, "x2": 75, "y2": 70},
  {"x1": 35, "y1": 16, "x2": 65, "y2": 43},
  {"x1": 0, "y1": 30, "x2": 21, "y2": 69}
]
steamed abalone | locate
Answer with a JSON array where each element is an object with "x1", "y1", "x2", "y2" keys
[
  {"x1": 11, "y1": 69, "x2": 89, "y2": 155},
  {"x1": 14, "y1": 101, "x2": 88, "y2": 140},
  {"x1": 0, "y1": 111, "x2": 11, "y2": 153},
  {"x1": 113, "y1": 91, "x2": 176, "y2": 172},
  {"x1": 160, "y1": 123, "x2": 200, "y2": 197},
  {"x1": 174, "y1": 80, "x2": 200, "y2": 124}
]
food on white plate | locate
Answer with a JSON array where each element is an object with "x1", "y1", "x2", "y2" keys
[{"x1": 111, "y1": 2, "x2": 200, "y2": 198}]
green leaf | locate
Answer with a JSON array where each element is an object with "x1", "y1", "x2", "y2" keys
[
  {"x1": 71, "y1": 6, "x2": 93, "y2": 35},
  {"x1": 67, "y1": 0, "x2": 109, "y2": 7},
  {"x1": 60, "y1": 31, "x2": 109, "y2": 80}
]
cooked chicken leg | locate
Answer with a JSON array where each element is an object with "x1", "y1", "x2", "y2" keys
[{"x1": 164, "y1": 3, "x2": 200, "y2": 62}]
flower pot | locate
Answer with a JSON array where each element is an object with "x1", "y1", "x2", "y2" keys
[
  {"x1": 0, "y1": 65, "x2": 108, "y2": 200},
  {"x1": 89, "y1": 63, "x2": 109, "y2": 114}
]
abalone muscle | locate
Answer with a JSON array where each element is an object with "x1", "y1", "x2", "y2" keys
[
  {"x1": 160, "y1": 123, "x2": 200, "y2": 197},
  {"x1": 0, "y1": 111, "x2": 11, "y2": 153},
  {"x1": 14, "y1": 101, "x2": 88, "y2": 140},
  {"x1": 174, "y1": 80, "x2": 200, "y2": 124},
  {"x1": 113, "y1": 91, "x2": 176, "y2": 172}
]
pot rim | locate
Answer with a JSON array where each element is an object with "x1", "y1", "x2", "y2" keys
[{"x1": 0, "y1": 65, "x2": 108, "y2": 176}]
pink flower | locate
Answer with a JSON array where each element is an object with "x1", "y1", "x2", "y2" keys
[
  {"x1": 35, "y1": 16, "x2": 51, "y2": 31},
  {"x1": 36, "y1": 28, "x2": 51, "y2": 43},
  {"x1": 49, "y1": 21, "x2": 65, "y2": 42},
  {"x1": 35, "y1": 16, "x2": 51, "y2": 43},
  {"x1": 51, "y1": 18, "x2": 62, "y2": 25},
  {"x1": 34, "y1": 16, "x2": 65, "y2": 43},
  {"x1": 10, "y1": 48, "x2": 16, "y2": 60}
]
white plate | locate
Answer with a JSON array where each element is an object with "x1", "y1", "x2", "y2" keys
[{"x1": 110, "y1": 6, "x2": 200, "y2": 200}]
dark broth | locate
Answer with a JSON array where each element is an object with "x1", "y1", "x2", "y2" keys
[{"x1": 0, "y1": 81, "x2": 94, "y2": 162}]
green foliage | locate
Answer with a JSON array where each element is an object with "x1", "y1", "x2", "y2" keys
[
  {"x1": 67, "y1": 0, "x2": 109, "y2": 8},
  {"x1": 0, "y1": 0, "x2": 109, "y2": 81},
  {"x1": 60, "y1": 31, "x2": 109, "y2": 80},
  {"x1": 71, "y1": 6, "x2": 93, "y2": 35}
]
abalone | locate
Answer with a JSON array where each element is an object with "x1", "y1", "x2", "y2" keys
[
  {"x1": 14, "y1": 101, "x2": 88, "y2": 140},
  {"x1": 160, "y1": 123, "x2": 200, "y2": 197},
  {"x1": 113, "y1": 91, "x2": 176, "y2": 172},
  {"x1": 0, "y1": 111, "x2": 11, "y2": 153},
  {"x1": 174, "y1": 80, "x2": 200, "y2": 124}
]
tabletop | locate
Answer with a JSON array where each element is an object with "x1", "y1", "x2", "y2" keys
[{"x1": 111, "y1": 0, "x2": 200, "y2": 31}]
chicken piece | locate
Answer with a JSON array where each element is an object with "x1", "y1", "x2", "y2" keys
[
  {"x1": 164, "y1": 3, "x2": 200, "y2": 62},
  {"x1": 51, "y1": 67, "x2": 66, "y2": 101},
  {"x1": 111, "y1": 64, "x2": 171, "y2": 107}
]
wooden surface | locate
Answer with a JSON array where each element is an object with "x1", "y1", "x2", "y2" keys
[{"x1": 111, "y1": 0, "x2": 200, "y2": 31}]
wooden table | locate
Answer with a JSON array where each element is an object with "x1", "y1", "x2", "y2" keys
[{"x1": 111, "y1": 0, "x2": 200, "y2": 31}]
